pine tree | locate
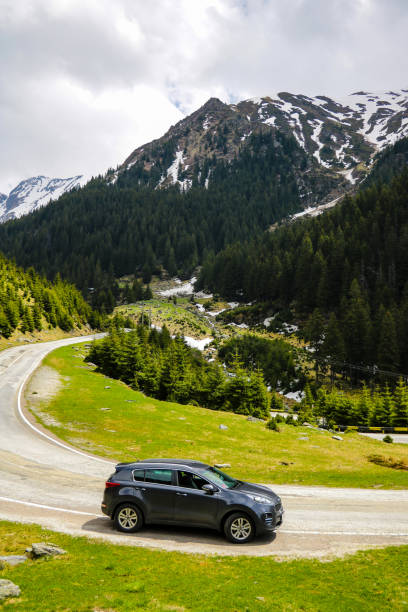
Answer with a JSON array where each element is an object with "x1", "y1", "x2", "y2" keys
[
  {"x1": 350, "y1": 384, "x2": 371, "y2": 426},
  {"x1": 369, "y1": 387, "x2": 386, "y2": 426},
  {"x1": 270, "y1": 392, "x2": 284, "y2": 412},
  {"x1": 297, "y1": 384, "x2": 315, "y2": 423},
  {"x1": 377, "y1": 310, "x2": 399, "y2": 373},
  {"x1": 392, "y1": 378, "x2": 408, "y2": 426}
]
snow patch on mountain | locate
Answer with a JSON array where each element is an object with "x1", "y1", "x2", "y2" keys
[
  {"x1": 244, "y1": 88, "x2": 408, "y2": 174},
  {"x1": 291, "y1": 196, "x2": 342, "y2": 220},
  {"x1": 120, "y1": 86, "x2": 408, "y2": 205},
  {"x1": 0, "y1": 175, "x2": 83, "y2": 223}
]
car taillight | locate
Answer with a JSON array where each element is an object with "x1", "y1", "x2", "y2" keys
[{"x1": 105, "y1": 481, "x2": 121, "y2": 488}]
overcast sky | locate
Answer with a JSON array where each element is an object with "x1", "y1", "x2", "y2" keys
[{"x1": 1, "y1": 0, "x2": 407, "y2": 193}]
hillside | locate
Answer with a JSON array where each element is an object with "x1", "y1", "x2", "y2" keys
[
  {"x1": 197, "y1": 141, "x2": 408, "y2": 375},
  {"x1": 0, "y1": 129, "x2": 315, "y2": 308},
  {"x1": 0, "y1": 253, "x2": 98, "y2": 342},
  {"x1": 0, "y1": 90, "x2": 408, "y2": 314},
  {"x1": 27, "y1": 343, "x2": 408, "y2": 488},
  {"x1": 118, "y1": 89, "x2": 408, "y2": 193}
]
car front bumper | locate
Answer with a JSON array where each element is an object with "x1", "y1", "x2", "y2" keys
[{"x1": 256, "y1": 507, "x2": 284, "y2": 534}]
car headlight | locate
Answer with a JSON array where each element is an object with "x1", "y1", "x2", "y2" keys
[{"x1": 246, "y1": 493, "x2": 273, "y2": 504}]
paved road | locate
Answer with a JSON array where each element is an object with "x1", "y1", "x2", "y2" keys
[
  {"x1": 359, "y1": 432, "x2": 408, "y2": 444},
  {"x1": 1, "y1": 337, "x2": 408, "y2": 558}
]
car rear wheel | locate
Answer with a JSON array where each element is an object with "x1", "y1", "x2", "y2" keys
[
  {"x1": 114, "y1": 504, "x2": 143, "y2": 533},
  {"x1": 224, "y1": 513, "x2": 254, "y2": 544}
]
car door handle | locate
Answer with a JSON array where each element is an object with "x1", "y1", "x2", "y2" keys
[
  {"x1": 134, "y1": 487, "x2": 147, "y2": 491},
  {"x1": 177, "y1": 492, "x2": 188, "y2": 496}
]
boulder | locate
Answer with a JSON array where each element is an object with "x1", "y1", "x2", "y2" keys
[
  {"x1": 219, "y1": 424, "x2": 228, "y2": 430},
  {"x1": 0, "y1": 579, "x2": 21, "y2": 600},
  {"x1": 247, "y1": 416, "x2": 263, "y2": 423},
  {"x1": 298, "y1": 436, "x2": 309, "y2": 441},
  {"x1": 214, "y1": 463, "x2": 231, "y2": 469},
  {"x1": 0, "y1": 555, "x2": 27, "y2": 567},
  {"x1": 25, "y1": 543, "x2": 67, "y2": 559},
  {"x1": 332, "y1": 435, "x2": 343, "y2": 441}
]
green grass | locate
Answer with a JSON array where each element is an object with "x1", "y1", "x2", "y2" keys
[
  {"x1": 0, "y1": 521, "x2": 407, "y2": 611},
  {"x1": 116, "y1": 299, "x2": 212, "y2": 339},
  {"x1": 26, "y1": 344, "x2": 408, "y2": 489}
]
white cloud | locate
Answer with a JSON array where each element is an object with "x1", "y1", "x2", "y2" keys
[{"x1": 0, "y1": 0, "x2": 407, "y2": 193}]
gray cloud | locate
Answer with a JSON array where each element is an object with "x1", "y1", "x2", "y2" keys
[{"x1": 0, "y1": 0, "x2": 407, "y2": 192}]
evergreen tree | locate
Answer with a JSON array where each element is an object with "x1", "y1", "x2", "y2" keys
[
  {"x1": 377, "y1": 310, "x2": 399, "y2": 372},
  {"x1": 391, "y1": 378, "x2": 408, "y2": 426}
]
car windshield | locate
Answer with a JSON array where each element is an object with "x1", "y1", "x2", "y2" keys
[{"x1": 197, "y1": 466, "x2": 239, "y2": 489}]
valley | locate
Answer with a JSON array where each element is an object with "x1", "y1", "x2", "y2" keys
[
  {"x1": 1, "y1": 87, "x2": 408, "y2": 610},
  {"x1": 0, "y1": 335, "x2": 408, "y2": 566}
]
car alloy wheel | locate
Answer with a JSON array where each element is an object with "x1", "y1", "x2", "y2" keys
[
  {"x1": 114, "y1": 504, "x2": 143, "y2": 533},
  {"x1": 224, "y1": 513, "x2": 254, "y2": 543}
]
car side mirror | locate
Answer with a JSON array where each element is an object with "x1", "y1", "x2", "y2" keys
[{"x1": 202, "y1": 483, "x2": 217, "y2": 494}]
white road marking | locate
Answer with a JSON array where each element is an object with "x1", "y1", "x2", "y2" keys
[
  {"x1": 0, "y1": 495, "x2": 101, "y2": 517},
  {"x1": 280, "y1": 529, "x2": 408, "y2": 537},
  {"x1": 0, "y1": 350, "x2": 26, "y2": 372},
  {"x1": 16, "y1": 341, "x2": 113, "y2": 465},
  {"x1": 1, "y1": 496, "x2": 406, "y2": 537}
]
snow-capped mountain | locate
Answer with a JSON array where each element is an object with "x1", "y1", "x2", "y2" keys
[
  {"x1": 0, "y1": 175, "x2": 83, "y2": 223},
  {"x1": 116, "y1": 88, "x2": 408, "y2": 199}
]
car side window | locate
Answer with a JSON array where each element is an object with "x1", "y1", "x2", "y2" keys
[
  {"x1": 178, "y1": 470, "x2": 208, "y2": 490},
  {"x1": 132, "y1": 469, "x2": 145, "y2": 481},
  {"x1": 144, "y1": 469, "x2": 173, "y2": 485}
]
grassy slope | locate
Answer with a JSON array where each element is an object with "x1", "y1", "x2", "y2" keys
[
  {"x1": 0, "y1": 327, "x2": 92, "y2": 354},
  {"x1": 116, "y1": 299, "x2": 213, "y2": 339},
  {"x1": 26, "y1": 344, "x2": 408, "y2": 488},
  {"x1": 1, "y1": 521, "x2": 407, "y2": 611}
]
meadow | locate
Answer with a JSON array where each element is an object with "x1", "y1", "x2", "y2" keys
[{"x1": 25, "y1": 343, "x2": 408, "y2": 489}]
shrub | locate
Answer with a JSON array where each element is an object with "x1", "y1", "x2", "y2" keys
[
  {"x1": 383, "y1": 435, "x2": 393, "y2": 443},
  {"x1": 368, "y1": 454, "x2": 408, "y2": 470},
  {"x1": 266, "y1": 417, "x2": 280, "y2": 432}
]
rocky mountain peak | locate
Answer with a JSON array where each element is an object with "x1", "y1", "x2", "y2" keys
[
  {"x1": 199, "y1": 97, "x2": 227, "y2": 111},
  {"x1": 0, "y1": 175, "x2": 83, "y2": 223},
  {"x1": 111, "y1": 87, "x2": 408, "y2": 209}
]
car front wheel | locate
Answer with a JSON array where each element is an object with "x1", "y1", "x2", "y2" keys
[
  {"x1": 224, "y1": 513, "x2": 254, "y2": 544},
  {"x1": 114, "y1": 504, "x2": 143, "y2": 533}
]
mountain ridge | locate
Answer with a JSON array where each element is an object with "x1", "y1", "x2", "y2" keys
[
  {"x1": 0, "y1": 175, "x2": 83, "y2": 223},
  {"x1": 115, "y1": 88, "x2": 408, "y2": 204}
]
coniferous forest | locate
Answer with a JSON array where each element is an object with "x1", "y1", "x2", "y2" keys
[
  {"x1": 198, "y1": 165, "x2": 408, "y2": 376},
  {"x1": 296, "y1": 380, "x2": 408, "y2": 428},
  {"x1": 0, "y1": 131, "x2": 305, "y2": 312},
  {"x1": 87, "y1": 323, "x2": 270, "y2": 419},
  {"x1": 0, "y1": 253, "x2": 98, "y2": 337}
]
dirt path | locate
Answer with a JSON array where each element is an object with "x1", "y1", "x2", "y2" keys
[{"x1": 0, "y1": 336, "x2": 407, "y2": 559}]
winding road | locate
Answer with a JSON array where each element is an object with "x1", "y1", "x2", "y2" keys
[{"x1": 0, "y1": 336, "x2": 408, "y2": 558}]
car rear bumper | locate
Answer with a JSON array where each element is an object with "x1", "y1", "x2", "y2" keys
[{"x1": 101, "y1": 503, "x2": 111, "y2": 518}]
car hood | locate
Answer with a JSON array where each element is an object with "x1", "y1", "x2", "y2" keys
[{"x1": 234, "y1": 481, "x2": 280, "y2": 503}]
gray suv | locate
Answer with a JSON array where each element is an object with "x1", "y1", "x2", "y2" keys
[{"x1": 102, "y1": 458, "x2": 283, "y2": 543}]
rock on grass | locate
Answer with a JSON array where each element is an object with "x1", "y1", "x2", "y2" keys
[
  {"x1": 0, "y1": 579, "x2": 21, "y2": 600},
  {"x1": 25, "y1": 543, "x2": 67, "y2": 559}
]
